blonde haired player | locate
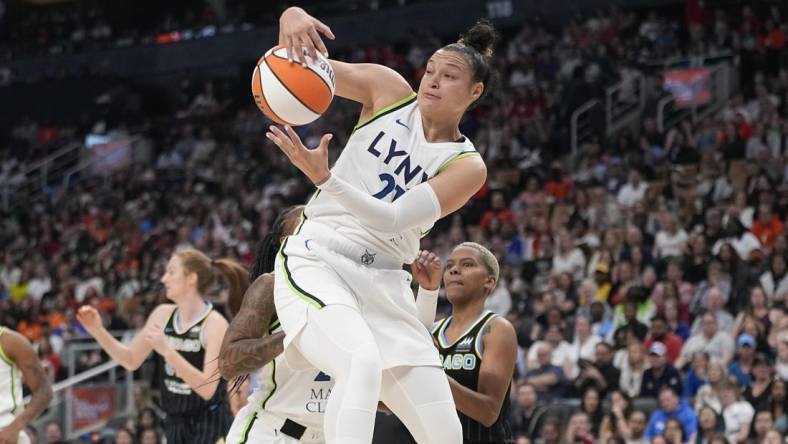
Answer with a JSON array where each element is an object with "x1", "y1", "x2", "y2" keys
[
  {"x1": 0, "y1": 327, "x2": 53, "y2": 444},
  {"x1": 266, "y1": 7, "x2": 495, "y2": 444}
]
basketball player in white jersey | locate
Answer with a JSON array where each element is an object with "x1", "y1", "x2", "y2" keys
[
  {"x1": 0, "y1": 327, "x2": 53, "y2": 444},
  {"x1": 218, "y1": 206, "x2": 443, "y2": 443},
  {"x1": 266, "y1": 7, "x2": 495, "y2": 444}
]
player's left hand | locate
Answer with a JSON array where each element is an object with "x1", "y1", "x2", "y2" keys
[
  {"x1": 267, "y1": 125, "x2": 332, "y2": 186},
  {"x1": 412, "y1": 250, "x2": 442, "y2": 291},
  {"x1": 143, "y1": 322, "x2": 169, "y2": 356},
  {"x1": 0, "y1": 424, "x2": 22, "y2": 444}
]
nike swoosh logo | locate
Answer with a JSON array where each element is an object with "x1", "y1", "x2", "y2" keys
[
  {"x1": 304, "y1": 239, "x2": 312, "y2": 250},
  {"x1": 395, "y1": 118, "x2": 410, "y2": 130}
]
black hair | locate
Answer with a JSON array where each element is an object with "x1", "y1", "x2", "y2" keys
[
  {"x1": 441, "y1": 19, "x2": 497, "y2": 108},
  {"x1": 249, "y1": 205, "x2": 304, "y2": 280},
  {"x1": 651, "y1": 314, "x2": 668, "y2": 324}
]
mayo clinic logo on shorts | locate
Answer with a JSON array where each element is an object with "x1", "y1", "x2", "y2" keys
[{"x1": 361, "y1": 249, "x2": 376, "y2": 265}]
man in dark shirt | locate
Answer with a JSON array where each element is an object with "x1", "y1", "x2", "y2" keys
[
  {"x1": 613, "y1": 301, "x2": 649, "y2": 347},
  {"x1": 511, "y1": 383, "x2": 548, "y2": 438},
  {"x1": 640, "y1": 342, "x2": 682, "y2": 398},
  {"x1": 524, "y1": 344, "x2": 566, "y2": 402},
  {"x1": 574, "y1": 342, "x2": 621, "y2": 397}
]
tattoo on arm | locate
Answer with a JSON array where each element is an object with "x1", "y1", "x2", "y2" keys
[{"x1": 218, "y1": 276, "x2": 284, "y2": 381}]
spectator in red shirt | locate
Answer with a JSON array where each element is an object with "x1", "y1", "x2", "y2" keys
[
  {"x1": 645, "y1": 315, "x2": 684, "y2": 365},
  {"x1": 752, "y1": 203, "x2": 784, "y2": 251},
  {"x1": 544, "y1": 163, "x2": 573, "y2": 201},
  {"x1": 480, "y1": 191, "x2": 515, "y2": 231}
]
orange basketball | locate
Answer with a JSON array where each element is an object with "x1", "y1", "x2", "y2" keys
[{"x1": 251, "y1": 45, "x2": 336, "y2": 126}]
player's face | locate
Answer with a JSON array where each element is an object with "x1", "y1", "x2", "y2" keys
[
  {"x1": 160, "y1": 255, "x2": 194, "y2": 301},
  {"x1": 418, "y1": 50, "x2": 483, "y2": 121},
  {"x1": 443, "y1": 246, "x2": 493, "y2": 304}
]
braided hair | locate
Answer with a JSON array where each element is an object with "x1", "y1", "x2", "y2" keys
[{"x1": 250, "y1": 205, "x2": 305, "y2": 280}]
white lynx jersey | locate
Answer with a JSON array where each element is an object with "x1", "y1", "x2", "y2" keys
[{"x1": 304, "y1": 93, "x2": 479, "y2": 263}]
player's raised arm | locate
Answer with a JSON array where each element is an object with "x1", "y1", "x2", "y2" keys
[
  {"x1": 0, "y1": 329, "x2": 53, "y2": 444},
  {"x1": 77, "y1": 304, "x2": 168, "y2": 371},
  {"x1": 218, "y1": 274, "x2": 284, "y2": 380}
]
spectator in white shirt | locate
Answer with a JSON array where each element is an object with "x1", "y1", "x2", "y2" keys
[
  {"x1": 617, "y1": 168, "x2": 649, "y2": 207},
  {"x1": 528, "y1": 324, "x2": 578, "y2": 379},
  {"x1": 552, "y1": 231, "x2": 586, "y2": 281},
  {"x1": 570, "y1": 316, "x2": 602, "y2": 363},
  {"x1": 26, "y1": 264, "x2": 52, "y2": 302},
  {"x1": 655, "y1": 214, "x2": 689, "y2": 259},
  {"x1": 690, "y1": 287, "x2": 735, "y2": 336},
  {"x1": 720, "y1": 379, "x2": 755, "y2": 444},
  {"x1": 678, "y1": 312, "x2": 735, "y2": 368},
  {"x1": 619, "y1": 340, "x2": 650, "y2": 398},
  {"x1": 760, "y1": 254, "x2": 788, "y2": 303}
]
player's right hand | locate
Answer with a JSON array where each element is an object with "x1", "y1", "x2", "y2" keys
[
  {"x1": 413, "y1": 250, "x2": 442, "y2": 291},
  {"x1": 76, "y1": 306, "x2": 102, "y2": 334},
  {"x1": 279, "y1": 7, "x2": 335, "y2": 65}
]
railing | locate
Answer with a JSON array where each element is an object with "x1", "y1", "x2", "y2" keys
[
  {"x1": 0, "y1": 141, "x2": 83, "y2": 211},
  {"x1": 570, "y1": 71, "x2": 648, "y2": 155},
  {"x1": 570, "y1": 99, "x2": 599, "y2": 155},
  {"x1": 605, "y1": 72, "x2": 646, "y2": 136},
  {"x1": 28, "y1": 340, "x2": 135, "y2": 441},
  {"x1": 2, "y1": 136, "x2": 141, "y2": 212}
]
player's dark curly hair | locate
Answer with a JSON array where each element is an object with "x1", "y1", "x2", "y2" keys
[
  {"x1": 250, "y1": 205, "x2": 305, "y2": 280},
  {"x1": 222, "y1": 205, "x2": 304, "y2": 393},
  {"x1": 441, "y1": 19, "x2": 497, "y2": 108}
]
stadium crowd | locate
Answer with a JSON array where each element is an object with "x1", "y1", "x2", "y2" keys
[{"x1": 3, "y1": 1, "x2": 788, "y2": 443}]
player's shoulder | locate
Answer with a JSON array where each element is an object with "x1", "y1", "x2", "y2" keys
[
  {"x1": 150, "y1": 303, "x2": 177, "y2": 321},
  {"x1": 0, "y1": 327, "x2": 33, "y2": 361},
  {"x1": 487, "y1": 315, "x2": 517, "y2": 340},
  {"x1": 254, "y1": 273, "x2": 275, "y2": 292},
  {"x1": 245, "y1": 273, "x2": 275, "y2": 307},
  {"x1": 206, "y1": 308, "x2": 230, "y2": 329},
  {"x1": 354, "y1": 92, "x2": 417, "y2": 132}
]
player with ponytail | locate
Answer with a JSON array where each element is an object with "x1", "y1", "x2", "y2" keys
[
  {"x1": 269, "y1": 8, "x2": 497, "y2": 444},
  {"x1": 77, "y1": 250, "x2": 248, "y2": 444}
]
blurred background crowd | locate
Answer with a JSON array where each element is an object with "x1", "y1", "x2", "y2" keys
[{"x1": 3, "y1": 0, "x2": 788, "y2": 443}]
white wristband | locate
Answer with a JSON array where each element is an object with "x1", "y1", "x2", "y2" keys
[
  {"x1": 415, "y1": 286, "x2": 439, "y2": 329},
  {"x1": 417, "y1": 287, "x2": 439, "y2": 299}
]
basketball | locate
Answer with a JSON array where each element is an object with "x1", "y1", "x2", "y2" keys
[{"x1": 252, "y1": 45, "x2": 336, "y2": 126}]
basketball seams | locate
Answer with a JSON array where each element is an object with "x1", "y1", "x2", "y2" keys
[
  {"x1": 258, "y1": 64, "x2": 320, "y2": 124},
  {"x1": 266, "y1": 56, "x2": 333, "y2": 113},
  {"x1": 269, "y1": 49, "x2": 334, "y2": 95},
  {"x1": 263, "y1": 55, "x2": 324, "y2": 115},
  {"x1": 253, "y1": 66, "x2": 287, "y2": 125}
]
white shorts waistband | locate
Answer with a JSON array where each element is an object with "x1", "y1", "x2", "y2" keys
[{"x1": 295, "y1": 220, "x2": 402, "y2": 270}]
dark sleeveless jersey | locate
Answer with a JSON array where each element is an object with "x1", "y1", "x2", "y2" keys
[
  {"x1": 432, "y1": 310, "x2": 514, "y2": 444},
  {"x1": 156, "y1": 305, "x2": 228, "y2": 415}
]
